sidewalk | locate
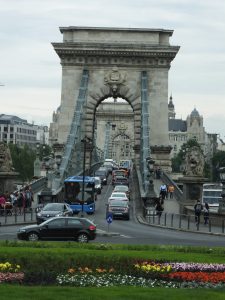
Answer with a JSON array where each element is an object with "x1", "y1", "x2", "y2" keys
[{"x1": 139, "y1": 179, "x2": 225, "y2": 236}]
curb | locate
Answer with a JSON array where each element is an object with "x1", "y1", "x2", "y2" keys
[{"x1": 136, "y1": 214, "x2": 225, "y2": 237}]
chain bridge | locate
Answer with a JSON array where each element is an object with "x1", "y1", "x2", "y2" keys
[{"x1": 49, "y1": 26, "x2": 179, "y2": 198}]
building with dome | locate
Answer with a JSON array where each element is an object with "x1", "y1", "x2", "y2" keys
[{"x1": 168, "y1": 95, "x2": 218, "y2": 163}]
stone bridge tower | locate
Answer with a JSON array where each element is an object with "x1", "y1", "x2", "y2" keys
[{"x1": 50, "y1": 26, "x2": 179, "y2": 171}]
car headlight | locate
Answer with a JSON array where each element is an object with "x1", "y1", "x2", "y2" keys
[
  {"x1": 56, "y1": 213, "x2": 63, "y2": 217},
  {"x1": 37, "y1": 213, "x2": 42, "y2": 217}
]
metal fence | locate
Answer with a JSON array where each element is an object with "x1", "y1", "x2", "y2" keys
[
  {"x1": 0, "y1": 208, "x2": 36, "y2": 226},
  {"x1": 144, "y1": 207, "x2": 225, "y2": 235}
]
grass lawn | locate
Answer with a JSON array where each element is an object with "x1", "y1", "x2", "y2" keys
[
  {"x1": 1, "y1": 242, "x2": 225, "y2": 299},
  {"x1": 0, "y1": 285, "x2": 225, "y2": 300}
]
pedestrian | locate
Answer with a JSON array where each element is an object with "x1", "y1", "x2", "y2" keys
[
  {"x1": 156, "y1": 167, "x2": 161, "y2": 179},
  {"x1": 203, "y1": 202, "x2": 209, "y2": 225},
  {"x1": 155, "y1": 199, "x2": 164, "y2": 218},
  {"x1": 168, "y1": 185, "x2": 175, "y2": 199},
  {"x1": 159, "y1": 184, "x2": 167, "y2": 201},
  {"x1": 17, "y1": 190, "x2": 24, "y2": 215},
  {"x1": 24, "y1": 185, "x2": 33, "y2": 211},
  {"x1": 0, "y1": 194, "x2": 6, "y2": 216},
  {"x1": 194, "y1": 200, "x2": 203, "y2": 225}
]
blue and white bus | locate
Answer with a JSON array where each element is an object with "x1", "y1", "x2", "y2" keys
[{"x1": 64, "y1": 176, "x2": 96, "y2": 214}]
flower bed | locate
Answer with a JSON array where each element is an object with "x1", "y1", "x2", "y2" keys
[
  {"x1": 0, "y1": 262, "x2": 24, "y2": 284},
  {"x1": 56, "y1": 261, "x2": 225, "y2": 288}
]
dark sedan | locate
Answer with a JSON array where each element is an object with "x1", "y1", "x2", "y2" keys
[
  {"x1": 107, "y1": 200, "x2": 130, "y2": 220},
  {"x1": 17, "y1": 217, "x2": 97, "y2": 243},
  {"x1": 36, "y1": 202, "x2": 73, "y2": 224}
]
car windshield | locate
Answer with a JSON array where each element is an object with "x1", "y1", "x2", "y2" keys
[
  {"x1": 111, "y1": 193, "x2": 127, "y2": 198},
  {"x1": 114, "y1": 186, "x2": 128, "y2": 192},
  {"x1": 43, "y1": 203, "x2": 64, "y2": 211}
]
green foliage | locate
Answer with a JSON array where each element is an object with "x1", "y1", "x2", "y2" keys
[
  {"x1": 9, "y1": 144, "x2": 36, "y2": 182},
  {"x1": 0, "y1": 242, "x2": 225, "y2": 284},
  {"x1": 38, "y1": 144, "x2": 52, "y2": 161},
  {"x1": 211, "y1": 150, "x2": 225, "y2": 181}
]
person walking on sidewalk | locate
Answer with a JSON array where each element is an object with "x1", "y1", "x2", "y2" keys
[
  {"x1": 203, "y1": 202, "x2": 209, "y2": 225},
  {"x1": 159, "y1": 184, "x2": 167, "y2": 201},
  {"x1": 168, "y1": 184, "x2": 175, "y2": 199},
  {"x1": 194, "y1": 200, "x2": 203, "y2": 225},
  {"x1": 155, "y1": 198, "x2": 164, "y2": 218}
]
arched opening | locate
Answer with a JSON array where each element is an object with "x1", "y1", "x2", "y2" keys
[{"x1": 94, "y1": 96, "x2": 135, "y2": 163}]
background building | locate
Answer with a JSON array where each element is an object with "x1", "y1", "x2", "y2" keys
[
  {"x1": 0, "y1": 114, "x2": 48, "y2": 148},
  {"x1": 168, "y1": 96, "x2": 218, "y2": 162}
]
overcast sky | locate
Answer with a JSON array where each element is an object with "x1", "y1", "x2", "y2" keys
[{"x1": 0, "y1": 0, "x2": 224, "y2": 137}]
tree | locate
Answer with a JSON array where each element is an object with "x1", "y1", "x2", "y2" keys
[
  {"x1": 211, "y1": 150, "x2": 225, "y2": 182},
  {"x1": 9, "y1": 144, "x2": 36, "y2": 182}
]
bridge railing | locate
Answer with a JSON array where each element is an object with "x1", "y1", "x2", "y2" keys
[
  {"x1": 142, "y1": 207, "x2": 225, "y2": 235},
  {"x1": 161, "y1": 171, "x2": 183, "y2": 202}
]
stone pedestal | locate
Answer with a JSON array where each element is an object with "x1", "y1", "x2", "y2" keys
[
  {"x1": 0, "y1": 172, "x2": 19, "y2": 193},
  {"x1": 151, "y1": 145, "x2": 173, "y2": 173},
  {"x1": 178, "y1": 175, "x2": 208, "y2": 213}
]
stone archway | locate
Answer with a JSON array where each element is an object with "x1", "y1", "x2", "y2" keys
[{"x1": 51, "y1": 26, "x2": 179, "y2": 171}]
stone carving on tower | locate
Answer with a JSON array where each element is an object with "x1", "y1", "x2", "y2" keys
[
  {"x1": 118, "y1": 122, "x2": 128, "y2": 134},
  {"x1": 104, "y1": 67, "x2": 127, "y2": 97}
]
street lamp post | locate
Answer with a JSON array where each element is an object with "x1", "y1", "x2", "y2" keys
[
  {"x1": 81, "y1": 136, "x2": 92, "y2": 216},
  {"x1": 219, "y1": 167, "x2": 225, "y2": 213},
  {"x1": 145, "y1": 156, "x2": 157, "y2": 206},
  {"x1": 34, "y1": 142, "x2": 41, "y2": 177}
]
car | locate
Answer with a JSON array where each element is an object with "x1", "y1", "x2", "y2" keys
[
  {"x1": 108, "y1": 192, "x2": 129, "y2": 204},
  {"x1": 110, "y1": 192, "x2": 129, "y2": 200},
  {"x1": 94, "y1": 177, "x2": 102, "y2": 194},
  {"x1": 94, "y1": 168, "x2": 108, "y2": 185},
  {"x1": 112, "y1": 175, "x2": 129, "y2": 187},
  {"x1": 112, "y1": 170, "x2": 127, "y2": 184},
  {"x1": 17, "y1": 216, "x2": 97, "y2": 243},
  {"x1": 36, "y1": 202, "x2": 73, "y2": 224},
  {"x1": 113, "y1": 185, "x2": 130, "y2": 200},
  {"x1": 103, "y1": 162, "x2": 113, "y2": 174},
  {"x1": 107, "y1": 200, "x2": 130, "y2": 220}
]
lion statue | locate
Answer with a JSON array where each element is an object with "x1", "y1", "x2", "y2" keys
[
  {"x1": 0, "y1": 142, "x2": 14, "y2": 172},
  {"x1": 183, "y1": 146, "x2": 205, "y2": 177}
]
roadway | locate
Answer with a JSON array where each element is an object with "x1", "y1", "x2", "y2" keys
[{"x1": 1, "y1": 174, "x2": 225, "y2": 247}]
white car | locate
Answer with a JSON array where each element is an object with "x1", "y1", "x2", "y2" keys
[
  {"x1": 113, "y1": 185, "x2": 130, "y2": 199},
  {"x1": 108, "y1": 192, "x2": 129, "y2": 203}
]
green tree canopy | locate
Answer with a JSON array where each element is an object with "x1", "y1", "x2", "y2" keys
[{"x1": 211, "y1": 150, "x2": 225, "y2": 181}]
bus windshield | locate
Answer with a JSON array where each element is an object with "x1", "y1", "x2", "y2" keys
[
  {"x1": 64, "y1": 176, "x2": 95, "y2": 204},
  {"x1": 202, "y1": 183, "x2": 222, "y2": 207}
]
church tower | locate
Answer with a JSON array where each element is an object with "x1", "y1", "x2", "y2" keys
[
  {"x1": 168, "y1": 94, "x2": 176, "y2": 119},
  {"x1": 186, "y1": 108, "x2": 205, "y2": 145}
]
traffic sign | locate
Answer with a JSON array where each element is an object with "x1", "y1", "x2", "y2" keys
[{"x1": 106, "y1": 212, "x2": 113, "y2": 224}]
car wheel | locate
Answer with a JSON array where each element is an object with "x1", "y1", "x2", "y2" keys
[
  {"x1": 28, "y1": 232, "x2": 39, "y2": 241},
  {"x1": 77, "y1": 233, "x2": 89, "y2": 243}
]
